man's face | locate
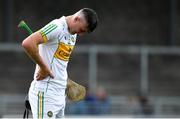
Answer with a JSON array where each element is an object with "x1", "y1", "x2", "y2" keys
[{"x1": 71, "y1": 16, "x2": 88, "y2": 35}]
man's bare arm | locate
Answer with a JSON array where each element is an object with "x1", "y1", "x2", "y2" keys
[{"x1": 22, "y1": 32, "x2": 54, "y2": 80}]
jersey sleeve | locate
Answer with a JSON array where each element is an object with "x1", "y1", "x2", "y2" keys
[{"x1": 38, "y1": 20, "x2": 62, "y2": 43}]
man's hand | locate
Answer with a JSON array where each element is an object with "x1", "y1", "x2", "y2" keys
[{"x1": 36, "y1": 66, "x2": 54, "y2": 81}]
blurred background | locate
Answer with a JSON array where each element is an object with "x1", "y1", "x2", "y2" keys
[{"x1": 0, "y1": 0, "x2": 180, "y2": 118}]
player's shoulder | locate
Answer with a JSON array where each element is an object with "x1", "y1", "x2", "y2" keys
[{"x1": 51, "y1": 16, "x2": 66, "y2": 28}]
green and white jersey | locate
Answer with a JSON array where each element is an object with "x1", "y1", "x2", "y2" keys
[{"x1": 32, "y1": 16, "x2": 77, "y2": 92}]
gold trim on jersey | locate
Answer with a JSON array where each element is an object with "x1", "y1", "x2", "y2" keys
[
  {"x1": 54, "y1": 42, "x2": 74, "y2": 61},
  {"x1": 38, "y1": 30, "x2": 48, "y2": 43}
]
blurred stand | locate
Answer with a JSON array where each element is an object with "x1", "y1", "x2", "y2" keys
[
  {"x1": 1, "y1": 0, "x2": 180, "y2": 117},
  {"x1": 66, "y1": 86, "x2": 110, "y2": 115},
  {"x1": 95, "y1": 86, "x2": 111, "y2": 114},
  {"x1": 135, "y1": 95, "x2": 154, "y2": 116},
  {"x1": 138, "y1": 95, "x2": 154, "y2": 116},
  {"x1": 1, "y1": 45, "x2": 180, "y2": 117},
  {"x1": 128, "y1": 94, "x2": 154, "y2": 117}
]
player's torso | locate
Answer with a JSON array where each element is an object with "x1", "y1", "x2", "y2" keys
[{"x1": 33, "y1": 17, "x2": 77, "y2": 91}]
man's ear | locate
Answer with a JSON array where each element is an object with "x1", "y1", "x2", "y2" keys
[{"x1": 74, "y1": 16, "x2": 80, "y2": 22}]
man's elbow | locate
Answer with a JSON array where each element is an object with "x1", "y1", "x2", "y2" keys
[
  {"x1": 22, "y1": 38, "x2": 33, "y2": 51},
  {"x1": 22, "y1": 32, "x2": 43, "y2": 49},
  {"x1": 22, "y1": 39, "x2": 29, "y2": 49}
]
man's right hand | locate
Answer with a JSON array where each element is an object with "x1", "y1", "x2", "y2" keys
[{"x1": 36, "y1": 66, "x2": 54, "y2": 81}]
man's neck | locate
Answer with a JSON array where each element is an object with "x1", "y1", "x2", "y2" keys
[{"x1": 65, "y1": 15, "x2": 74, "y2": 34}]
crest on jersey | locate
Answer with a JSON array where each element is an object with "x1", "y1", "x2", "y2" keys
[{"x1": 47, "y1": 111, "x2": 53, "y2": 117}]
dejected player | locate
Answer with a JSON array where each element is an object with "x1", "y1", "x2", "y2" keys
[{"x1": 22, "y1": 8, "x2": 98, "y2": 119}]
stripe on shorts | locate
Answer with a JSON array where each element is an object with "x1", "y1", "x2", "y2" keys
[{"x1": 37, "y1": 91, "x2": 44, "y2": 119}]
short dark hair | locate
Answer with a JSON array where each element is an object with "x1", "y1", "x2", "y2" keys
[{"x1": 81, "y1": 8, "x2": 98, "y2": 33}]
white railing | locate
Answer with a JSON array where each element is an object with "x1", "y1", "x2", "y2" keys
[
  {"x1": 74, "y1": 45, "x2": 180, "y2": 95},
  {"x1": 1, "y1": 43, "x2": 180, "y2": 94},
  {"x1": 1, "y1": 43, "x2": 180, "y2": 117}
]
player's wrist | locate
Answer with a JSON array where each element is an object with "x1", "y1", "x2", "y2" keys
[
  {"x1": 39, "y1": 64, "x2": 47, "y2": 70},
  {"x1": 38, "y1": 60, "x2": 48, "y2": 69}
]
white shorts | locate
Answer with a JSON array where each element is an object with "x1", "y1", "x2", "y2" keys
[{"x1": 29, "y1": 81, "x2": 66, "y2": 119}]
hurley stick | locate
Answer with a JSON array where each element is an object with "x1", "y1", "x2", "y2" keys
[{"x1": 18, "y1": 20, "x2": 33, "y2": 35}]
